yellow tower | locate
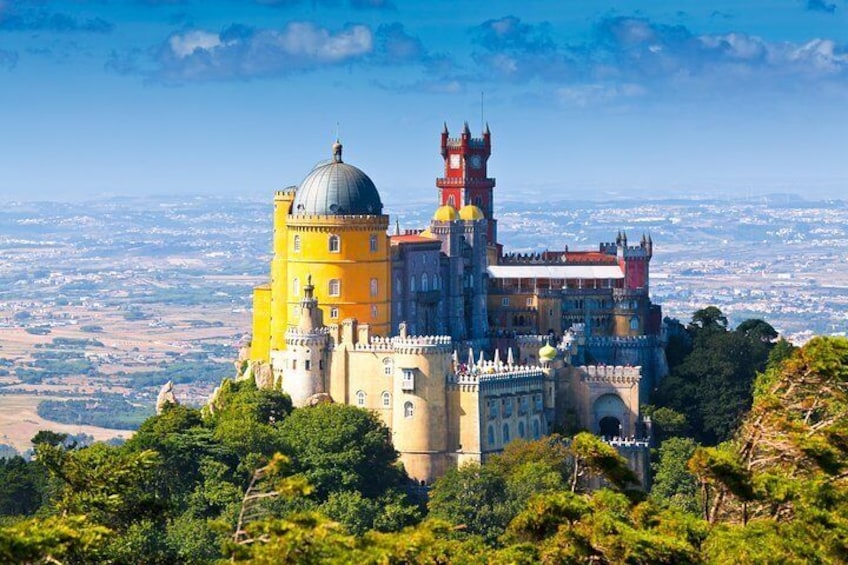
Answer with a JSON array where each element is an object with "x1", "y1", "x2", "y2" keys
[{"x1": 250, "y1": 140, "x2": 391, "y2": 363}]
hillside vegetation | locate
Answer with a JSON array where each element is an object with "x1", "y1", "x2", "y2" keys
[{"x1": 1, "y1": 327, "x2": 846, "y2": 563}]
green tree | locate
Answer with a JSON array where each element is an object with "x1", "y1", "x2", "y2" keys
[
  {"x1": 651, "y1": 437, "x2": 700, "y2": 514},
  {"x1": 278, "y1": 403, "x2": 403, "y2": 500},
  {"x1": 427, "y1": 463, "x2": 513, "y2": 544},
  {"x1": 0, "y1": 457, "x2": 46, "y2": 516},
  {"x1": 207, "y1": 379, "x2": 292, "y2": 460},
  {"x1": 689, "y1": 306, "x2": 728, "y2": 333}
]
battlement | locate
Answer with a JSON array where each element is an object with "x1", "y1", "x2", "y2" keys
[
  {"x1": 286, "y1": 326, "x2": 330, "y2": 337},
  {"x1": 351, "y1": 335, "x2": 394, "y2": 352},
  {"x1": 286, "y1": 215, "x2": 389, "y2": 229},
  {"x1": 443, "y1": 137, "x2": 487, "y2": 149},
  {"x1": 436, "y1": 177, "x2": 495, "y2": 188},
  {"x1": 274, "y1": 189, "x2": 297, "y2": 199},
  {"x1": 450, "y1": 364, "x2": 544, "y2": 385},
  {"x1": 392, "y1": 334, "x2": 453, "y2": 354},
  {"x1": 578, "y1": 365, "x2": 641, "y2": 384},
  {"x1": 515, "y1": 334, "x2": 549, "y2": 346},
  {"x1": 501, "y1": 252, "x2": 563, "y2": 264},
  {"x1": 606, "y1": 438, "x2": 651, "y2": 448},
  {"x1": 586, "y1": 335, "x2": 657, "y2": 348}
]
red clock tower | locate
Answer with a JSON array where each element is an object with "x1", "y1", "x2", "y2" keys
[{"x1": 437, "y1": 122, "x2": 497, "y2": 245}]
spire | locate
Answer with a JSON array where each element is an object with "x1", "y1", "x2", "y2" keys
[
  {"x1": 395, "y1": 219, "x2": 400, "y2": 235},
  {"x1": 463, "y1": 121, "x2": 471, "y2": 135},
  {"x1": 477, "y1": 350, "x2": 485, "y2": 366},
  {"x1": 485, "y1": 122, "x2": 490, "y2": 135},
  {"x1": 493, "y1": 348, "x2": 501, "y2": 366},
  {"x1": 332, "y1": 139, "x2": 343, "y2": 163},
  {"x1": 506, "y1": 347, "x2": 514, "y2": 366},
  {"x1": 467, "y1": 347, "x2": 474, "y2": 367},
  {"x1": 304, "y1": 274, "x2": 314, "y2": 299},
  {"x1": 443, "y1": 122, "x2": 449, "y2": 135}
]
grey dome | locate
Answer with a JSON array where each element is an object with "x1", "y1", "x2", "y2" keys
[{"x1": 292, "y1": 142, "x2": 383, "y2": 216}]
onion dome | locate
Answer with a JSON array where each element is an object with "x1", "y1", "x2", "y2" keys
[
  {"x1": 432, "y1": 205, "x2": 458, "y2": 221},
  {"x1": 458, "y1": 204, "x2": 485, "y2": 221},
  {"x1": 292, "y1": 141, "x2": 383, "y2": 216},
  {"x1": 539, "y1": 342, "x2": 557, "y2": 362}
]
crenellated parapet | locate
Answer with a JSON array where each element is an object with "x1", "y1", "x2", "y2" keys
[
  {"x1": 392, "y1": 334, "x2": 453, "y2": 355},
  {"x1": 586, "y1": 335, "x2": 658, "y2": 348},
  {"x1": 515, "y1": 334, "x2": 548, "y2": 345},
  {"x1": 501, "y1": 252, "x2": 556, "y2": 264},
  {"x1": 352, "y1": 335, "x2": 395, "y2": 352},
  {"x1": 285, "y1": 215, "x2": 389, "y2": 231},
  {"x1": 578, "y1": 365, "x2": 642, "y2": 384},
  {"x1": 448, "y1": 364, "x2": 545, "y2": 392},
  {"x1": 274, "y1": 188, "x2": 297, "y2": 197}
]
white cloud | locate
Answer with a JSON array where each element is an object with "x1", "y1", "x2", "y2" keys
[
  {"x1": 169, "y1": 31, "x2": 223, "y2": 58},
  {"x1": 157, "y1": 22, "x2": 374, "y2": 81}
]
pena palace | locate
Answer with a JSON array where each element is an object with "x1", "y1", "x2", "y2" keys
[{"x1": 235, "y1": 123, "x2": 666, "y2": 485}]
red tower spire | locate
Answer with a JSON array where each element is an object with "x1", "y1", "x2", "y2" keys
[{"x1": 436, "y1": 122, "x2": 497, "y2": 244}]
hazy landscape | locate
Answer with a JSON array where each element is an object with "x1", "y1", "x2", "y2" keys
[{"x1": 1, "y1": 193, "x2": 845, "y2": 451}]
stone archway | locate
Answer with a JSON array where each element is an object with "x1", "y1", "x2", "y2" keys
[
  {"x1": 599, "y1": 416, "x2": 621, "y2": 438},
  {"x1": 593, "y1": 393, "x2": 629, "y2": 437}
]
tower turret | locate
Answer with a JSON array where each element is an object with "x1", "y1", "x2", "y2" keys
[
  {"x1": 436, "y1": 122, "x2": 497, "y2": 247},
  {"x1": 284, "y1": 276, "x2": 329, "y2": 407}
]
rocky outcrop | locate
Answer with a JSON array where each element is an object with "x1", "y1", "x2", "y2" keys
[{"x1": 156, "y1": 380, "x2": 179, "y2": 414}]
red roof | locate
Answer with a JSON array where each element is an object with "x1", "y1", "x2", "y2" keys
[
  {"x1": 390, "y1": 234, "x2": 438, "y2": 245},
  {"x1": 564, "y1": 251, "x2": 617, "y2": 264}
]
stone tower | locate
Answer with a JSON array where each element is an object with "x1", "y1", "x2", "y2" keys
[
  {"x1": 283, "y1": 276, "x2": 329, "y2": 407},
  {"x1": 437, "y1": 122, "x2": 497, "y2": 245}
]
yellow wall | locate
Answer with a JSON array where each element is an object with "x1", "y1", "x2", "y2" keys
[
  {"x1": 250, "y1": 285, "x2": 271, "y2": 362},
  {"x1": 286, "y1": 215, "x2": 391, "y2": 337},
  {"x1": 270, "y1": 191, "x2": 294, "y2": 350}
]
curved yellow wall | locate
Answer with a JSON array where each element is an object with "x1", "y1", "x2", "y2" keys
[{"x1": 285, "y1": 215, "x2": 391, "y2": 337}]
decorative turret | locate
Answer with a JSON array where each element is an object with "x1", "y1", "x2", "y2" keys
[
  {"x1": 284, "y1": 275, "x2": 329, "y2": 407},
  {"x1": 539, "y1": 341, "x2": 557, "y2": 364},
  {"x1": 436, "y1": 122, "x2": 497, "y2": 245}
]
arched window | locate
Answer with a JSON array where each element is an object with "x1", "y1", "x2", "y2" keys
[
  {"x1": 371, "y1": 305, "x2": 378, "y2": 319},
  {"x1": 447, "y1": 195, "x2": 455, "y2": 207},
  {"x1": 383, "y1": 358, "x2": 393, "y2": 376},
  {"x1": 370, "y1": 278, "x2": 378, "y2": 297},
  {"x1": 404, "y1": 401, "x2": 414, "y2": 418},
  {"x1": 532, "y1": 419, "x2": 540, "y2": 440},
  {"x1": 328, "y1": 279, "x2": 340, "y2": 296},
  {"x1": 433, "y1": 274, "x2": 439, "y2": 290},
  {"x1": 370, "y1": 234, "x2": 378, "y2": 252},
  {"x1": 630, "y1": 316, "x2": 640, "y2": 330},
  {"x1": 395, "y1": 277, "x2": 402, "y2": 293},
  {"x1": 355, "y1": 390, "x2": 366, "y2": 407},
  {"x1": 381, "y1": 391, "x2": 391, "y2": 408},
  {"x1": 292, "y1": 277, "x2": 300, "y2": 295},
  {"x1": 329, "y1": 307, "x2": 339, "y2": 319},
  {"x1": 293, "y1": 234, "x2": 301, "y2": 252},
  {"x1": 518, "y1": 421, "x2": 525, "y2": 438},
  {"x1": 421, "y1": 273, "x2": 429, "y2": 292},
  {"x1": 409, "y1": 275, "x2": 416, "y2": 293},
  {"x1": 328, "y1": 234, "x2": 340, "y2": 253},
  {"x1": 502, "y1": 423, "x2": 510, "y2": 444},
  {"x1": 487, "y1": 425, "x2": 495, "y2": 446}
]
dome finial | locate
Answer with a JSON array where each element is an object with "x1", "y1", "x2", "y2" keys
[{"x1": 332, "y1": 139, "x2": 343, "y2": 163}]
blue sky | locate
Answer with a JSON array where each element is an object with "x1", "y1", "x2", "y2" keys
[{"x1": 0, "y1": 1, "x2": 846, "y2": 203}]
